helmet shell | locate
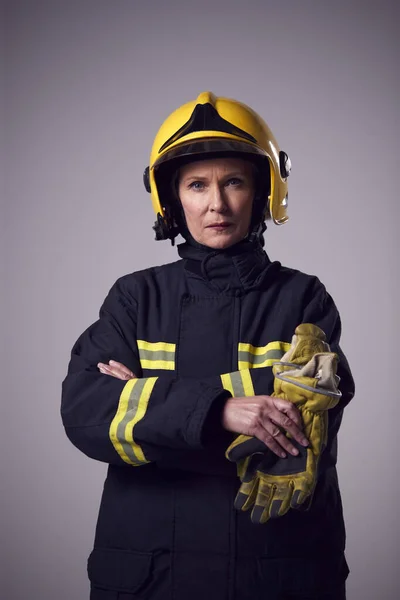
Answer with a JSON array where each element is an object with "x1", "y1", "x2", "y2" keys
[{"x1": 146, "y1": 92, "x2": 290, "y2": 237}]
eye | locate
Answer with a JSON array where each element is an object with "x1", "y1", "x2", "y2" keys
[
  {"x1": 226, "y1": 177, "x2": 243, "y2": 187},
  {"x1": 188, "y1": 181, "x2": 205, "y2": 190}
]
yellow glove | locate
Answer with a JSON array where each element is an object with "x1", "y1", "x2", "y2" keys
[{"x1": 226, "y1": 324, "x2": 341, "y2": 524}]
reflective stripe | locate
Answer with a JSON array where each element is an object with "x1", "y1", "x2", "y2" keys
[
  {"x1": 137, "y1": 340, "x2": 175, "y2": 352},
  {"x1": 109, "y1": 377, "x2": 157, "y2": 466},
  {"x1": 240, "y1": 369, "x2": 255, "y2": 396},
  {"x1": 139, "y1": 349, "x2": 175, "y2": 361},
  {"x1": 221, "y1": 373, "x2": 234, "y2": 396},
  {"x1": 230, "y1": 371, "x2": 245, "y2": 397},
  {"x1": 140, "y1": 359, "x2": 175, "y2": 370},
  {"x1": 238, "y1": 341, "x2": 291, "y2": 370},
  {"x1": 137, "y1": 340, "x2": 176, "y2": 371},
  {"x1": 220, "y1": 369, "x2": 255, "y2": 397}
]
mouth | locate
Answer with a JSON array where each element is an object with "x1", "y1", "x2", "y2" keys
[{"x1": 207, "y1": 222, "x2": 232, "y2": 230}]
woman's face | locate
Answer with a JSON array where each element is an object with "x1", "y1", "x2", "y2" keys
[{"x1": 178, "y1": 157, "x2": 255, "y2": 249}]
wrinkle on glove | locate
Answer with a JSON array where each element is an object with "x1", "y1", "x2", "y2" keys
[{"x1": 226, "y1": 323, "x2": 341, "y2": 524}]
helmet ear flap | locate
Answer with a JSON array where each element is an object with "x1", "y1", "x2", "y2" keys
[
  {"x1": 279, "y1": 151, "x2": 291, "y2": 179},
  {"x1": 143, "y1": 166, "x2": 151, "y2": 193}
]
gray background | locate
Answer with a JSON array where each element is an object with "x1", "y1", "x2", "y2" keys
[{"x1": 2, "y1": 0, "x2": 399, "y2": 598}]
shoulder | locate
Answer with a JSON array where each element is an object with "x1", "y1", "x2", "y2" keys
[
  {"x1": 272, "y1": 260, "x2": 328, "y2": 297},
  {"x1": 105, "y1": 259, "x2": 184, "y2": 306}
]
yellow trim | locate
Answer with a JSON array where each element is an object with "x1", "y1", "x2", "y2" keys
[
  {"x1": 137, "y1": 340, "x2": 176, "y2": 352},
  {"x1": 238, "y1": 360, "x2": 251, "y2": 370},
  {"x1": 221, "y1": 369, "x2": 255, "y2": 398},
  {"x1": 109, "y1": 379, "x2": 136, "y2": 465},
  {"x1": 125, "y1": 377, "x2": 157, "y2": 464},
  {"x1": 140, "y1": 359, "x2": 175, "y2": 370},
  {"x1": 221, "y1": 373, "x2": 234, "y2": 396},
  {"x1": 109, "y1": 377, "x2": 157, "y2": 466},
  {"x1": 238, "y1": 358, "x2": 280, "y2": 370},
  {"x1": 240, "y1": 369, "x2": 255, "y2": 396},
  {"x1": 238, "y1": 340, "x2": 291, "y2": 370},
  {"x1": 137, "y1": 340, "x2": 176, "y2": 371},
  {"x1": 238, "y1": 341, "x2": 291, "y2": 355}
]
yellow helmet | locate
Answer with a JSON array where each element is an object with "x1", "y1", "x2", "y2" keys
[{"x1": 143, "y1": 91, "x2": 291, "y2": 240}]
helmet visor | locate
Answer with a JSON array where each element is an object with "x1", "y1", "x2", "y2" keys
[{"x1": 153, "y1": 138, "x2": 268, "y2": 170}]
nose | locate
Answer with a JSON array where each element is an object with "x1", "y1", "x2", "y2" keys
[{"x1": 209, "y1": 183, "x2": 228, "y2": 213}]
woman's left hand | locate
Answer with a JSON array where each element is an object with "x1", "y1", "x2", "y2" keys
[{"x1": 97, "y1": 360, "x2": 136, "y2": 380}]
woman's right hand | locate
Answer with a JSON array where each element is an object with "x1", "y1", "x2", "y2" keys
[
  {"x1": 221, "y1": 395, "x2": 309, "y2": 458},
  {"x1": 97, "y1": 360, "x2": 136, "y2": 380}
]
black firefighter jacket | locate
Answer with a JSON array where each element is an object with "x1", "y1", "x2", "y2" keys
[{"x1": 61, "y1": 239, "x2": 355, "y2": 600}]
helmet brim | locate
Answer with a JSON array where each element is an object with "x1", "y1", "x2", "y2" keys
[{"x1": 152, "y1": 138, "x2": 268, "y2": 170}]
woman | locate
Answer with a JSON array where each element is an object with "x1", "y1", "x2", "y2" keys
[{"x1": 61, "y1": 92, "x2": 354, "y2": 600}]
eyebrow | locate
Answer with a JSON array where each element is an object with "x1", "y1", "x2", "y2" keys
[{"x1": 182, "y1": 171, "x2": 248, "y2": 182}]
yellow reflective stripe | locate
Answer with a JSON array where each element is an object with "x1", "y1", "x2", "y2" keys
[
  {"x1": 221, "y1": 373, "x2": 234, "y2": 396},
  {"x1": 137, "y1": 340, "x2": 176, "y2": 370},
  {"x1": 238, "y1": 360, "x2": 251, "y2": 370},
  {"x1": 137, "y1": 340, "x2": 175, "y2": 352},
  {"x1": 239, "y1": 358, "x2": 280, "y2": 370},
  {"x1": 140, "y1": 359, "x2": 175, "y2": 370},
  {"x1": 239, "y1": 369, "x2": 255, "y2": 396},
  {"x1": 109, "y1": 377, "x2": 157, "y2": 466},
  {"x1": 238, "y1": 341, "x2": 291, "y2": 355},
  {"x1": 221, "y1": 369, "x2": 254, "y2": 397},
  {"x1": 238, "y1": 340, "x2": 291, "y2": 370},
  {"x1": 109, "y1": 379, "x2": 136, "y2": 465},
  {"x1": 126, "y1": 377, "x2": 157, "y2": 463}
]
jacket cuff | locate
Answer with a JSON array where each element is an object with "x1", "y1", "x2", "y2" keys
[{"x1": 186, "y1": 385, "x2": 232, "y2": 449}]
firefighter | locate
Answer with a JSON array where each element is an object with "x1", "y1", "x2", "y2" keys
[{"x1": 61, "y1": 92, "x2": 354, "y2": 600}]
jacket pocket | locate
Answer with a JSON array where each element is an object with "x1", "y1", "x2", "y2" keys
[{"x1": 88, "y1": 547, "x2": 152, "y2": 595}]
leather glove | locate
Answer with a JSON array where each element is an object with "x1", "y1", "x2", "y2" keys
[{"x1": 226, "y1": 323, "x2": 341, "y2": 524}]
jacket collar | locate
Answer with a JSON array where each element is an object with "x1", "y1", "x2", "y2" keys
[{"x1": 177, "y1": 238, "x2": 276, "y2": 294}]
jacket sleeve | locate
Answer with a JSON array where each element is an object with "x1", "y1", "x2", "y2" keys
[
  {"x1": 219, "y1": 277, "x2": 355, "y2": 470},
  {"x1": 300, "y1": 279, "x2": 355, "y2": 468},
  {"x1": 226, "y1": 277, "x2": 354, "y2": 407},
  {"x1": 61, "y1": 277, "x2": 231, "y2": 467}
]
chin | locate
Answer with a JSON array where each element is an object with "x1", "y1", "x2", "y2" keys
[{"x1": 202, "y1": 232, "x2": 244, "y2": 250}]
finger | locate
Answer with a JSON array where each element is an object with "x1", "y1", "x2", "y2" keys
[
  {"x1": 109, "y1": 360, "x2": 135, "y2": 377},
  {"x1": 292, "y1": 491, "x2": 313, "y2": 512},
  {"x1": 290, "y1": 488, "x2": 310, "y2": 509},
  {"x1": 98, "y1": 364, "x2": 114, "y2": 375},
  {"x1": 97, "y1": 363, "x2": 133, "y2": 381},
  {"x1": 259, "y1": 420, "x2": 302, "y2": 457},
  {"x1": 271, "y1": 397, "x2": 303, "y2": 429},
  {"x1": 270, "y1": 411, "x2": 309, "y2": 448},
  {"x1": 235, "y1": 477, "x2": 259, "y2": 512},
  {"x1": 270, "y1": 482, "x2": 293, "y2": 519},
  {"x1": 251, "y1": 480, "x2": 274, "y2": 524},
  {"x1": 253, "y1": 425, "x2": 287, "y2": 458},
  {"x1": 264, "y1": 426, "x2": 300, "y2": 457}
]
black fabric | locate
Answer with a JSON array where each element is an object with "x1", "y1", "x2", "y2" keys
[{"x1": 62, "y1": 240, "x2": 355, "y2": 600}]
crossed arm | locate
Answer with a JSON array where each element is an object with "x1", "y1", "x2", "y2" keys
[{"x1": 97, "y1": 359, "x2": 309, "y2": 459}]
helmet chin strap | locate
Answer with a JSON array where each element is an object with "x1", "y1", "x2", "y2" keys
[{"x1": 247, "y1": 220, "x2": 267, "y2": 247}]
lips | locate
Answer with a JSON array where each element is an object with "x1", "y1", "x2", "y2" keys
[{"x1": 207, "y1": 223, "x2": 232, "y2": 228}]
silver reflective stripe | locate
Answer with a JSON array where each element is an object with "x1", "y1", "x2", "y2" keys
[
  {"x1": 238, "y1": 348, "x2": 285, "y2": 366},
  {"x1": 229, "y1": 371, "x2": 245, "y2": 397},
  {"x1": 116, "y1": 378, "x2": 148, "y2": 465},
  {"x1": 138, "y1": 349, "x2": 175, "y2": 362},
  {"x1": 275, "y1": 373, "x2": 342, "y2": 399}
]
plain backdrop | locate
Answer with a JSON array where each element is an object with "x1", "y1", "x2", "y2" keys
[{"x1": 2, "y1": 1, "x2": 399, "y2": 598}]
